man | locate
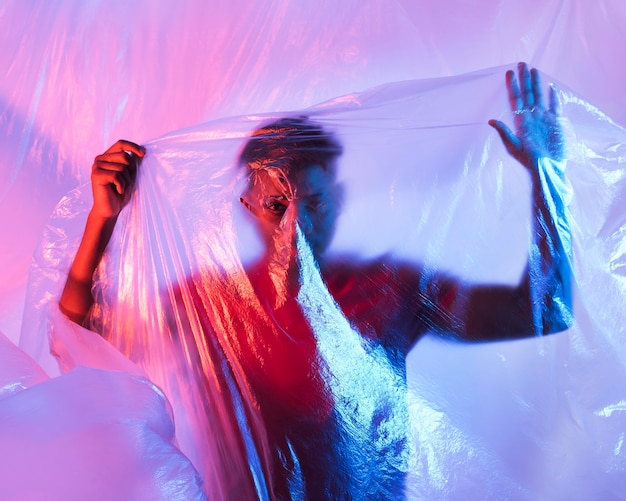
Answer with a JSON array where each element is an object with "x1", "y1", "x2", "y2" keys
[{"x1": 60, "y1": 63, "x2": 572, "y2": 499}]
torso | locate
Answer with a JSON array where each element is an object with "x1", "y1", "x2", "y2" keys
[{"x1": 244, "y1": 255, "x2": 444, "y2": 500}]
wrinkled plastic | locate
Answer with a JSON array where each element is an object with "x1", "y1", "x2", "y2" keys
[
  {"x1": 3, "y1": 1, "x2": 626, "y2": 500},
  {"x1": 17, "y1": 68, "x2": 626, "y2": 498},
  {"x1": 0, "y1": 324, "x2": 206, "y2": 501}
]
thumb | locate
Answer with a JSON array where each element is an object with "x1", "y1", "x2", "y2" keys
[{"x1": 488, "y1": 119, "x2": 520, "y2": 158}]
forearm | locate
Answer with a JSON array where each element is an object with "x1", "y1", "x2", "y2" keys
[
  {"x1": 59, "y1": 139, "x2": 143, "y2": 325},
  {"x1": 460, "y1": 160, "x2": 572, "y2": 341},
  {"x1": 526, "y1": 157, "x2": 572, "y2": 334},
  {"x1": 459, "y1": 63, "x2": 572, "y2": 341},
  {"x1": 59, "y1": 212, "x2": 118, "y2": 325}
]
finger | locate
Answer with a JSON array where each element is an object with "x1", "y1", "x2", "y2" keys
[
  {"x1": 518, "y1": 62, "x2": 534, "y2": 107},
  {"x1": 548, "y1": 84, "x2": 561, "y2": 116},
  {"x1": 105, "y1": 139, "x2": 145, "y2": 157},
  {"x1": 489, "y1": 119, "x2": 521, "y2": 157},
  {"x1": 93, "y1": 168, "x2": 128, "y2": 195},
  {"x1": 104, "y1": 139, "x2": 146, "y2": 157},
  {"x1": 94, "y1": 151, "x2": 134, "y2": 168},
  {"x1": 531, "y1": 68, "x2": 544, "y2": 109},
  {"x1": 94, "y1": 152, "x2": 137, "y2": 185},
  {"x1": 95, "y1": 160, "x2": 134, "y2": 191},
  {"x1": 505, "y1": 69, "x2": 523, "y2": 112}
]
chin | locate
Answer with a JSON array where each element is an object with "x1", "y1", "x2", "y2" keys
[{"x1": 310, "y1": 241, "x2": 330, "y2": 261}]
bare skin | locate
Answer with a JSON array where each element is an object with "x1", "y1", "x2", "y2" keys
[
  {"x1": 59, "y1": 63, "x2": 572, "y2": 340},
  {"x1": 59, "y1": 140, "x2": 145, "y2": 324}
]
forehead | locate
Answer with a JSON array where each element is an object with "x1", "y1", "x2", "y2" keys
[{"x1": 247, "y1": 164, "x2": 335, "y2": 196}]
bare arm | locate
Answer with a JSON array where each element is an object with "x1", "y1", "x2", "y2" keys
[
  {"x1": 446, "y1": 63, "x2": 572, "y2": 341},
  {"x1": 59, "y1": 140, "x2": 145, "y2": 325}
]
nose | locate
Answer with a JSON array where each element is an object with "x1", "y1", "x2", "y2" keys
[{"x1": 293, "y1": 201, "x2": 314, "y2": 236}]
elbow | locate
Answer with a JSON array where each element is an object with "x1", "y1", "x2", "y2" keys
[
  {"x1": 541, "y1": 299, "x2": 574, "y2": 335},
  {"x1": 58, "y1": 299, "x2": 88, "y2": 327},
  {"x1": 543, "y1": 317, "x2": 571, "y2": 335},
  {"x1": 544, "y1": 314, "x2": 574, "y2": 335},
  {"x1": 59, "y1": 278, "x2": 94, "y2": 327}
]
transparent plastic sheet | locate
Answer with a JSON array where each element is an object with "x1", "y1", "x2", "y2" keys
[
  {"x1": 2, "y1": 1, "x2": 626, "y2": 500},
  {"x1": 20, "y1": 67, "x2": 626, "y2": 498},
  {"x1": 4, "y1": 0, "x2": 626, "y2": 349},
  {"x1": 0, "y1": 326, "x2": 206, "y2": 501},
  {"x1": 0, "y1": 329, "x2": 49, "y2": 399}
]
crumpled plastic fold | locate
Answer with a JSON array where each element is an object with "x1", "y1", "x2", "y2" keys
[{"x1": 0, "y1": 324, "x2": 206, "y2": 501}]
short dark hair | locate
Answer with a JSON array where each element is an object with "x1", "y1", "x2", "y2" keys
[{"x1": 238, "y1": 116, "x2": 343, "y2": 176}]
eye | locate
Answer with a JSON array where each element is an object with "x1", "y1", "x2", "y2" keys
[
  {"x1": 307, "y1": 196, "x2": 326, "y2": 212},
  {"x1": 264, "y1": 198, "x2": 288, "y2": 214}
]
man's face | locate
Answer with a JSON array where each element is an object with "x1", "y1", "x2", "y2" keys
[{"x1": 241, "y1": 163, "x2": 343, "y2": 258}]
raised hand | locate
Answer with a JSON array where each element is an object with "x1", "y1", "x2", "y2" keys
[
  {"x1": 60, "y1": 139, "x2": 145, "y2": 324},
  {"x1": 489, "y1": 62, "x2": 565, "y2": 169},
  {"x1": 91, "y1": 140, "x2": 145, "y2": 219}
]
